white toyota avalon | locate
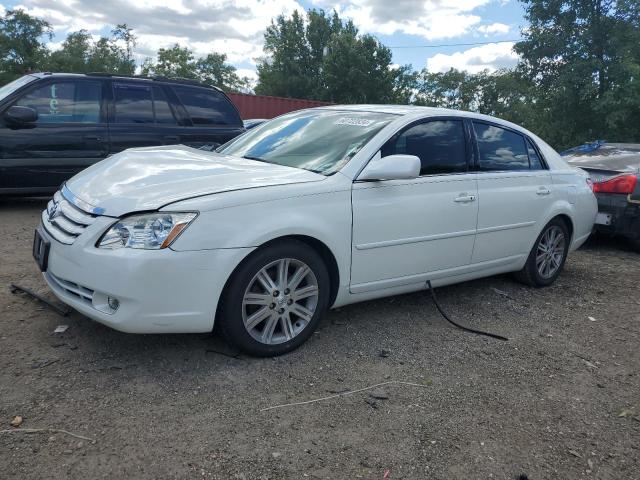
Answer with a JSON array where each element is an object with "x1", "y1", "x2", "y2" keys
[{"x1": 34, "y1": 105, "x2": 597, "y2": 356}]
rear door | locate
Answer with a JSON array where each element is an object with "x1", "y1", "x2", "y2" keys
[
  {"x1": 471, "y1": 121, "x2": 554, "y2": 263},
  {"x1": 108, "y1": 81, "x2": 186, "y2": 154},
  {"x1": 170, "y1": 85, "x2": 244, "y2": 149},
  {"x1": 0, "y1": 78, "x2": 108, "y2": 191}
]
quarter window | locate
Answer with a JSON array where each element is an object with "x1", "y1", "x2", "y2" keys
[
  {"x1": 474, "y1": 122, "x2": 529, "y2": 171},
  {"x1": 173, "y1": 86, "x2": 240, "y2": 126},
  {"x1": 15, "y1": 81, "x2": 102, "y2": 124},
  {"x1": 381, "y1": 120, "x2": 467, "y2": 175},
  {"x1": 526, "y1": 138, "x2": 545, "y2": 170}
]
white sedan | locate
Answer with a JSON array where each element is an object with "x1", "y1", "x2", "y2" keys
[{"x1": 35, "y1": 106, "x2": 597, "y2": 356}]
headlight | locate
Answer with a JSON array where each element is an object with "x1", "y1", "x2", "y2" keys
[{"x1": 98, "y1": 212, "x2": 198, "y2": 250}]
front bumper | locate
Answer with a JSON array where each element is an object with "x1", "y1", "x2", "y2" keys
[
  {"x1": 39, "y1": 221, "x2": 253, "y2": 334},
  {"x1": 593, "y1": 193, "x2": 640, "y2": 243}
]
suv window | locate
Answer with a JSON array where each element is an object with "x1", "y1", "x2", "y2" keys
[
  {"x1": 173, "y1": 85, "x2": 240, "y2": 126},
  {"x1": 15, "y1": 81, "x2": 102, "y2": 124},
  {"x1": 153, "y1": 86, "x2": 177, "y2": 125},
  {"x1": 382, "y1": 120, "x2": 467, "y2": 175},
  {"x1": 113, "y1": 83, "x2": 179, "y2": 124},
  {"x1": 114, "y1": 83, "x2": 154, "y2": 124},
  {"x1": 526, "y1": 138, "x2": 545, "y2": 170}
]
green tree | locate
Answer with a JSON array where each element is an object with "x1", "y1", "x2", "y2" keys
[
  {"x1": 256, "y1": 10, "x2": 314, "y2": 98},
  {"x1": 515, "y1": 0, "x2": 640, "y2": 148},
  {"x1": 322, "y1": 30, "x2": 398, "y2": 103},
  {"x1": 141, "y1": 44, "x2": 249, "y2": 91},
  {"x1": 47, "y1": 28, "x2": 135, "y2": 75},
  {"x1": 0, "y1": 9, "x2": 52, "y2": 84},
  {"x1": 256, "y1": 9, "x2": 408, "y2": 103},
  {"x1": 196, "y1": 53, "x2": 249, "y2": 91}
]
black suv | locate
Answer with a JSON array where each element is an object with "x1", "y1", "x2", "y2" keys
[{"x1": 0, "y1": 73, "x2": 245, "y2": 195}]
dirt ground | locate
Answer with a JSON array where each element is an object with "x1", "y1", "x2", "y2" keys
[{"x1": 0, "y1": 197, "x2": 638, "y2": 480}]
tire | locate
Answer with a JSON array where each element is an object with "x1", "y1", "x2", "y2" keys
[
  {"x1": 218, "y1": 239, "x2": 330, "y2": 357},
  {"x1": 514, "y1": 218, "x2": 570, "y2": 287}
]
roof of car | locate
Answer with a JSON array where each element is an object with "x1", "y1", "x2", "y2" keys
[
  {"x1": 317, "y1": 104, "x2": 540, "y2": 135},
  {"x1": 318, "y1": 104, "x2": 460, "y2": 116},
  {"x1": 29, "y1": 72, "x2": 223, "y2": 91}
]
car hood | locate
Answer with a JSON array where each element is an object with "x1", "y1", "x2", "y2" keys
[{"x1": 65, "y1": 145, "x2": 325, "y2": 217}]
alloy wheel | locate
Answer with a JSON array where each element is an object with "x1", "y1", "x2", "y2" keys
[
  {"x1": 241, "y1": 258, "x2": 319, "y2": 345},
  {"x1": 536, "y1": 225, "x2": 566, "y2": 279}
]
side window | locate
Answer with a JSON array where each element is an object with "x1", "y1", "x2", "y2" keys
[
  {"x1": 526, "y1": 138, "x2": 545, "y2": 170},
  {"x1": 114, "y1": 83, "x2": 154, "y2": 124},
  {"x1": 173, "y1": 85, "x2": 240, "y2": 126},
  {"x1": 15, "y1": 81, "x2": 102, "y2": 124},
  {"x1": 153, "y1": 86, "x2": 178, "y2": 125},
  {"x1": 474, "y1": 122, "x2": 529, "y2": 171},
  {"x1": 381, "y1": 120, "x2": 467, "y2": 175}
]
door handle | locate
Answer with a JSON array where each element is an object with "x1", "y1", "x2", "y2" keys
[
  {"x1": 84, "y1": 135, "x2": 102, "y2": 141},
  {"x1": 164, "y1": 135, "x2": 180, "y2": 143},
  {"x1": 536, "y1": 187, "x2": 551, "y2": 196},
  {"x1": 454, "y1": 193, "x2": 477, "y2": 203}
]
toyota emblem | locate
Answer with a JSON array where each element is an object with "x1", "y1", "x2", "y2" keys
[{"x1": 48, "y1": 202, "x2": 59, "y2": 221}]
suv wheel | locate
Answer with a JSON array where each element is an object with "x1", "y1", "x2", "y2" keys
[
  {"x1": 514, "y1": 218, "x2": 570, "y2": 287},
  {"x1": 218, "y1": 240, "x2": 330, "y2": 356}
]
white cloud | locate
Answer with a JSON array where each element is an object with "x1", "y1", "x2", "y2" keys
[
  {"x1": 323, "y1": 0, "x2": 491, "y2": 40},
  {"x1": 426, "y1": 42, "x2": 518, "y2": 73},
  {"x1": 477, "y1": 22, "x2": 510, "y2": 35},
  {"x1": 10, "y1": 0, "x2": 304, "y2": 65},
  {"x1": 0, "y1": 4, "x2": 6, "y2": 17}
]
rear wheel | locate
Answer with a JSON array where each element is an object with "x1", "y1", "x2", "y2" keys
[
  {"x1": 218, "y1": 240, "x2": 330, "y2": 357},
  {"x1": 514, "y1": 218, "x2": 570, "y2": 287}
]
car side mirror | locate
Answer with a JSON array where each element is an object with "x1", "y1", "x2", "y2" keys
[
  {"x1": 358, "y1": 152, "x2": 421, "y2": 181},
  {"x1": 4, "y1": 106, "x2": 38, "y2": 126}
]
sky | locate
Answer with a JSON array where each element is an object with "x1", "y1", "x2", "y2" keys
[{"x1": 0, "y1": 0, "x2": 527, "y2": 85}]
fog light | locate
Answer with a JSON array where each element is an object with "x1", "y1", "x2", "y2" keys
[{"x1": 107, "y1": 297, "x2": 120, "y2": 311}]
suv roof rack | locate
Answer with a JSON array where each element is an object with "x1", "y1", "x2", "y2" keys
[{"x1": 85, "y1": 72, "x2": 222, "y2": 91}]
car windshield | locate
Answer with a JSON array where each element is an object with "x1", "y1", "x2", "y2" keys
[
  {"x1": 0, "y1": 75, "x2": 37, "y2": 101},
  {"x1": 217, "y1": 109, "x2": 397, "y2": 175}
]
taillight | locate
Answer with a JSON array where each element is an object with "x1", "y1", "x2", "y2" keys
[{"x1": 592, "y1": 174, "x2": 638, "y2": 194}]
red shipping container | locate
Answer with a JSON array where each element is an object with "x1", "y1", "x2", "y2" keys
[{"x1": 226, "y1": 92, "x2": 333, "y2": 120}]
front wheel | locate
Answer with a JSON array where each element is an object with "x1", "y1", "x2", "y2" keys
[
  {"x1": 514, "y1": 218, "x2": 570, "y2": 287},
  {"x1": 218, "y1": 240, "x2": 330, "y2": 357}
]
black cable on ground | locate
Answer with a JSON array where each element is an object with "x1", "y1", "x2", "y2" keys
[{"x1": 426, "y1": 280, "x2": 508, "y2": 341}]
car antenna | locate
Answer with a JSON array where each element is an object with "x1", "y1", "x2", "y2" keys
[{"x1": 425, "y1": 280, "x2": 508, "y2": 341}]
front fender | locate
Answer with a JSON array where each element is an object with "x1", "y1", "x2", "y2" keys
[{"x1": 170, "y1": 189, "x2": 353, "y2": 290}]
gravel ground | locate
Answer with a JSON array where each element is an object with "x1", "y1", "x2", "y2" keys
[{"x1": 1, "y1": 198, "x2": 639, "y2": 480}]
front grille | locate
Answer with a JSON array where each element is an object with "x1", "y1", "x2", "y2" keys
[
  {"x1": 45, "y1": 272, "x2": 94, "y2": 305},
  {"x1": 42, "y1": 190, "x2": 97, "y2": 244}
]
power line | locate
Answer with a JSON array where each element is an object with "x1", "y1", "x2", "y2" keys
[{"x1": 388, "y1": 39, "x2": 522, "y2": 49}]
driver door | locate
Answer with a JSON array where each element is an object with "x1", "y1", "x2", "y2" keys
[
  {"x1": 0, "y1": 78, "x2": 108, "y2": 192},
  {"x1": 350, "y1": 118, "x2": 479, "y2": 292}
]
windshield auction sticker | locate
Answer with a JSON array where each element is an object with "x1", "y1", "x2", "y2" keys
[{"x1": 334, "y1": 117, "x2": 375, "y2": 126}]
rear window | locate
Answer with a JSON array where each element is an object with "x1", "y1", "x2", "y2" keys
[
  {"x1": 114, "y1": 83, "x2": 154, "y2": 124},
  {"x1": 173, "y1": 85, "x2": 240, "y2": 126},
  {"x1": 474, "y1": 122, "x2": 529, "y2": 171},
  {"x1": 113, "y1": 83, "x2": 179, "y2": 124}
]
